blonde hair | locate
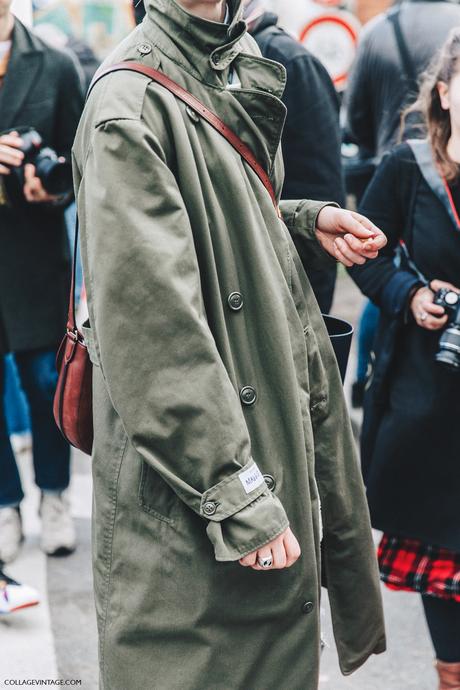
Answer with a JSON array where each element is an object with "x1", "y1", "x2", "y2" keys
[{"x1": 404, "y1": 28, "x2": 460, "y2": 181}]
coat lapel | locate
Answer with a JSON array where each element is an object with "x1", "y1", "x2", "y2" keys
[{"x1": 0, "y1": 19, "x2": 43, "y2": 132}]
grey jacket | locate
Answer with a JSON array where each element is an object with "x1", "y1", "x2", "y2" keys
[{"x1": 346, "y1": 0, "x2": 460, "y2": 158}]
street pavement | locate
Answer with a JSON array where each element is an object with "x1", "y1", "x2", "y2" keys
[{"x1": 0, "y1": 272, "x2": 438, "y2": 690}]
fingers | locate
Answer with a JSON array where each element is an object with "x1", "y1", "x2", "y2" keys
[
  {"x1": 0, "y1": 132, "x2": 24, "y2": 170},
  {"x1": 23, "y1": 165, "x2": 57, "y2": 203},
  {"x1": 430, "y1": 279, "x2": 460, "y2": 294},
  {"x1": 239, "y1": 550, "x2": 258, "y2": 567},
  {"x1": 238, "y1": 527, "x2": 301, "y2": 572},
  {"x1": 284, "y1": 530, "x2": 301, "y2": 568},
  {"x1": 0, "y1": 141, "x2": 24, "y2": 168},
  {"x1": 415, "y1": 312, "x2": 448, "y2": 330},
  {"x1": 333, "y1": 237, "x2": 365, "y2": 267},
  {"x1": 424, "y1": 302, "x2": 446, "y2": 317},
  {"x1": 23, "y1": 164, "x2": 42, "y2": 202},
  {"x1": 412, "y1": 288, "x2": 449, "y2": 330},
  {"x1": 271, "y1": 540, "x2": 287, "y2": 569}
]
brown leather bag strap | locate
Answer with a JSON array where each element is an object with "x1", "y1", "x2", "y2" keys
[
  {"x1": 88, "y1": 61, "x2": 280, "y2": 210},
  {"x1": 68, "y1": 63, "x2": 280, "y2": 335},
  {"x1": 67, "y1": 215, "x2": 79, "y2": 335}
]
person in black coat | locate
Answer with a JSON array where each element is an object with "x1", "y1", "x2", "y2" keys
[
  {"x1": 348, "y1": 30, "x2": 460, "y2": 687},
  {"x1": 244, "y1": 1, "x2": 345, "y2": 313},
  {"x1": 0, "y1": 5, "x2": 84, "y2": 563}
]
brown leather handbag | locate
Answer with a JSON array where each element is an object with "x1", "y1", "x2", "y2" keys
[
  {"x1": 53, "y1": 61, "x2": 282, "y2": 456},
  {"x1": 53, "y1": 218, "x2": 94, "y2": 455}
]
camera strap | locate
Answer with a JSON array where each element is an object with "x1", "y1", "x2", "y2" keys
[{"x1": 408, "y1": 139, "x2": 460, "y2": 231}]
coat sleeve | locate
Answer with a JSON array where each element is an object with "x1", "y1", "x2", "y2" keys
[
  {"x1": 348, "y1": 148, "x2": 422, "y2": 317},
  {"x1": 345, "y1": 30, "x2": 376, "y2": 154},
  {"x1": 281, "y1": 53, "x2": 345, "y2": 206},
  {"x1": 279, "y1": 199, "x2": 339, "y2": 271},
  {"x1": 78, "y1": 117, "x2": 289, "y2": 562}
]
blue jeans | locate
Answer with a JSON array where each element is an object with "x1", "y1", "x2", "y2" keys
[
  {"x1": 0, "y1": 350, "x2": 70, "y2": 507},
  {"x1": 4, "y1": 354, "x2": 30, "y2": 435}
]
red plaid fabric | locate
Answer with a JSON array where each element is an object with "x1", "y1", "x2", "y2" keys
[{"x1": 378, "y1": 534, "x2": 460, "y2": 602}]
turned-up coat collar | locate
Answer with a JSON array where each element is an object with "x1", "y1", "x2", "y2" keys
[{"x1": 143, "y1": 0, "x2": 247, "y2": 85}]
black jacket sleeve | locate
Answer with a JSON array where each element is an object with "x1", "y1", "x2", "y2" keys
[
  {"x1": 348, "y1": 146, "x2": 422, "y2": 316},
  {"x1": 282, "y1": 53, "x2": 345, "y2": 206},
  {"x1": 345, "y1": 32, "x2": 376, "y2": 155}
]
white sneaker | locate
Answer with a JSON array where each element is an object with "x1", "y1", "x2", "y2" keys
[
  {"x1": 0, "y1": 571, "x2": 39, "y2": 614},
  {"x1": 0, "y1": 507, "x2": 23, "y2": 563},
  {"x1": 40, "y1": 493, "x2": 76, "y2": 556}
]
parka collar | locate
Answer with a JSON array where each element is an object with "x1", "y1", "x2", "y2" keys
[{"x1": 144, "y1": 0, "x2": 247, "y2": 84}]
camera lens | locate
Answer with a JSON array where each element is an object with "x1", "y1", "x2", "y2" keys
[{"x1": 436, "y1": 324, "x2": 460, "y2": 371}]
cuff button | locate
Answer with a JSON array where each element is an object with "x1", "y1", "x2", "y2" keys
[
  {"x1": 263, "y1": 474, "x2": 276, "y2": 492},
  {"x1": 203, "y1": 501, "x2": 218, "y2": 516}
]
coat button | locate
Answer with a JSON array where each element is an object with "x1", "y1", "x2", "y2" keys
[
  {"x1": 186, "y1": 105, "x2": 200, "y2": 124},
  {"x1": 228, "y1": 292, "x2": 243, "y2": 311},
  {"x1": 240, "y1": 386, "x2": 257, "y2": 406},
  {"x1": 137, "y1": 43, "x2": 152, "y2": 55},
  {"x1": 302, "y1": 601, "x2": 314, "y2": 615},
  {"x1": 211, "y1": 53, "x2": 221, "y2": 66},
  {"x1": 263, "y1": 474, "x2": 276, "y2": 492},
  {"x1": 203, "y1": 501, "x2": 217, "y2": 516}
]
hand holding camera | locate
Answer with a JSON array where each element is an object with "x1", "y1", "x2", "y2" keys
[
  {"x1": 411, "y1": 279, "x2": 460, "y2": 372},
  {"x1": 0, "y1": 128, "x2": 73, "y2": 205},
  {"x1": 0, "y1": 131, "x2": 25, "y2": 174},
  {"x1": 410, "y1": 280, "x2": 459, "y2": 331}
]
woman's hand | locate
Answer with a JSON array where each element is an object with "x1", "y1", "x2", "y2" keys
[
  {"x1": 23, "y1": 164, "x2": 59, "y2": 204},
  {"x1": 0, "y1": 131, "x2": 24, "y2": 174},
  {"x1": 410, "y1": 280, "x2": 460, "y2": 330},
  {"x1": 238, "y1": 526, "x2": 301, "y2": 571},
  {"x1": 315, "y1": 206, "x2": 387, "y2": 267}
]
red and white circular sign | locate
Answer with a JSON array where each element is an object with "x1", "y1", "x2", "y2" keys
[{"x1": 299, "y1": 12, "x2": 360, "y2": 90}]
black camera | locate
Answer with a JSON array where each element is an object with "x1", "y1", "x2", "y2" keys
[
  {"x1": 2, "y1": 127, "x2": 73, "y2": 205},
  {"x1": 434, "y1": 288, "x2": 460, "y2": 371}
]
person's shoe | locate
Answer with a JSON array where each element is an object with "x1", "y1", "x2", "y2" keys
[
  {"x1": 0, "y1": 571, "x2": 39, "y2": 614},
  {"x1": 0, "y1": 507, "x2": 23, "y2": 563},
  {"x1": 39, "y1": 492, "x2": 76, "y2": 557},
  {"x1": 436, "y1": 660, "x2": 460, "y2": 689},
  {"x1": 351, "y1": 380, "x2": 366, "y2": 409}
]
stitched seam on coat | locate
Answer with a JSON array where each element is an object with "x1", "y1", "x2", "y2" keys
[
  {"x1": 138, "y1": 463, "x2": 175, "y2": 525},
  {"x1": 209, "y1": 487, "x2": 269, "y2": 521},
  {"x1": 100, "y1": 433, "x2": 129, "y2": 684}
]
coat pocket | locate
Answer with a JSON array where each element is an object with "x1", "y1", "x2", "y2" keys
[{"x1": 138, "y1": 460, "x2": 178, "y2": 525}]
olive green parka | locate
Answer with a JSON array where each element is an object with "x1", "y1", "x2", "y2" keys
[{"x1": 72, "y1": 1, "x2": 386, "y2": 688}]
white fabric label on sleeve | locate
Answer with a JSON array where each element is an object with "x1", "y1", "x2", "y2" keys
[{"x1": 238, "y1": 464, "x2": 265, "y2": 494}]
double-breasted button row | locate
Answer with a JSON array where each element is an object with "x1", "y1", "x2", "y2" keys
[
  {"x1": 302, "y1": 601, "x2": 314, "y2": 615},
  {"x1": 228, "y1": 291, "x2": 243, "y2": 311},
  {"x1": 186, "y1": 105, "x2": 200, "y2": 124},
  {"x1": 240, "y1": 386, "x2": 257, "y2": 406}
]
